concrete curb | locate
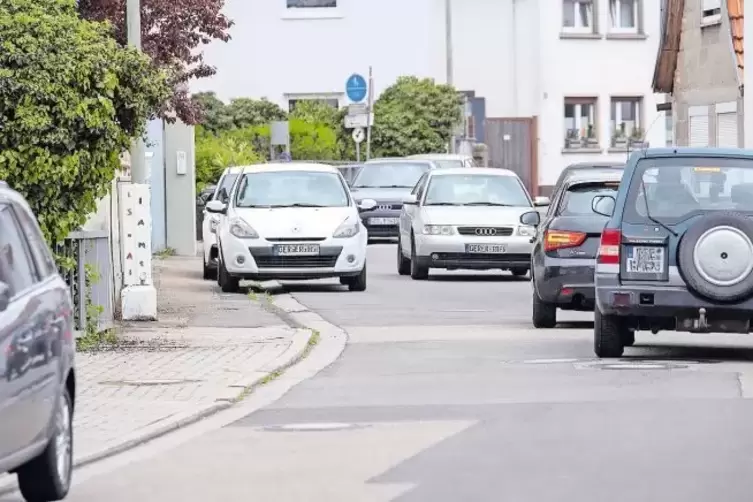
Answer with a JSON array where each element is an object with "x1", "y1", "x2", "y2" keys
[{"x1": 0, "y1": 289, "x2": 347, "y2": 496}]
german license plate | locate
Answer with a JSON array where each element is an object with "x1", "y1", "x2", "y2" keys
[
  {"x1": 466, "y1": 243, "x2": 507, "y2": 254},
  {"x1": 370, "y1": 217, "x2": 399, "y2": 225},
  {"x1": 625, "y1": 246, "x2": 664, "y2": 273},
  {"x1": 274, "y1": 244, "x2": 320, "y2": 256}
]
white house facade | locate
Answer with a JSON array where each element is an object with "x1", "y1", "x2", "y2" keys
[{"x1": 194, "y1": 0, "x2": 666, "y2": 192}]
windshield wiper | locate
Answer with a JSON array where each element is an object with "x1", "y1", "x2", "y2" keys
[
  {"x1": 462, "y1": 202, "x2": 515, "y2": 207},
  {"x1": 425, "y1": 202, "x2": 462, "y2": 206},
  {"x1": 269, "y1": 203, "x2": 327, "y2": 208},
  {"x1": 376, "y1": 185, "x2": 413, "y2": 188},
  {"x1": 640, "y1": 177, "x2": 678, "y2": 237}
]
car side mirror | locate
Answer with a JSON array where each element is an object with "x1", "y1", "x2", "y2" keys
[
  {"x1": 358, "y1": 198, "x2": 377, "y2": 212},
  {"x1": 520, "y1": 211, "x2": 541, "y2": 227},
  {"x1": 0, "y1": 281, "x2": 10, "y2": 313},
  {"x1": 533, "y1": 196, "x2": 550, "y2": 207},
  {"x1": 592, "y1": 195, "x2": 616, "y2": 217},
  {"x1": 206, "y1": 200, "x2": 227, "y2": 214},
  {"x1": 403, "y1": 194, "x2": 418, "y2": 205}
]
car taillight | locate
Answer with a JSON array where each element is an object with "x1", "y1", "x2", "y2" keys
[
  {"x1": 598, "y1": 229, "x2": 622, "y2": 264},
  {"x1": 544, "y1": 230, "x2": 587, "y2": 252}
]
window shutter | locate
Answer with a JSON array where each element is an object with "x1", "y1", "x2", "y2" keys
[
  {"x1": 702, "y1": 0, "x2": 721, "y2": 10},
  {"x1": 689, "y1": 115, "x2": 709, "y2": 147},
  {"x1": 716, "y1": 112, "x2": 738, "y2": 147}
]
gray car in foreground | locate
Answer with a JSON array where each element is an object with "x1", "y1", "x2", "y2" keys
[
  {"x1": 351, "y1": 159, "x2": 438, "y2": 239},
  {"x1": 0, "y1": 182, "x2": 76, "y2": 501},
  {"x1": 593, "y1": 148, "x2": 753, "y2": 357}
]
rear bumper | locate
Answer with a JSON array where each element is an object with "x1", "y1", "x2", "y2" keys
[
  {"x1": 535, "y1": 259, "x2": 596, "y2": 309},
  {"x1": 415, "y1": 253, "x2": 530, "y2": 270}
]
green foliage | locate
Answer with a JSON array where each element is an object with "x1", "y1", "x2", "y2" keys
[
  {"x1": 290, "y1": 100, "x2": 339, "y2": 126},
  {"x1": 248, "y1": 119, "x2": 339, "y2": 161},
  {"x1": 191, "y1": 92, "x2": 234, "y2": 132},
  {"x1": 195, "y1": 126, "x2": 262, "y2": 189},
  {"x1": 372, "y1": 76, "x2": 462, "y2": 157},
  {"x1": 226, "y1": 98, "x2": 287, "y2": 128},
  {"x1": 0, "y1": 0, "x2": 170, "y2": 248}
]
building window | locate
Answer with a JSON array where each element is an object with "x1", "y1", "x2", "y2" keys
[
  {"x1": 609, "y1": 0, "x2": 638, "y2": 32},
  {"x1": 564, "y1": 97, "x2": 598, "y2": 149},
  {"x1": 287, "y1": 0, "x2": 336, "y2": 7},
  {"x1": 701, "y1": 0, "x2": 722, "y2": 25},
  {"x1": 288, "y1": 98, "x2": 339, "y2": 112},
  {"x1": 563, "y1": 0, "x2": 594, "y2": 32},
  {"x1": 610, "y1": 97, "x2": 643, "y2": 148}
]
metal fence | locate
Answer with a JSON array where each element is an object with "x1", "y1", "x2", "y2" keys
[{"x1": 56, "y1": 230, "x2": 114, "y2": 333}]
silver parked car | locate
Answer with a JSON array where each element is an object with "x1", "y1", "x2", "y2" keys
[{"x1": 0, "y1": 182, "x2": 76, "y2": 501}]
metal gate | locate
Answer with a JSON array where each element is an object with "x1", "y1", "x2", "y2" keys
[{"x1": 484, "y1": 117, "x2": 538, "y2": 195}]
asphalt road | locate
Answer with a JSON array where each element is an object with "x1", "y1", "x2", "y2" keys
[{"x1": 25, "y1": 244, "x2": 753, "y2": 501}]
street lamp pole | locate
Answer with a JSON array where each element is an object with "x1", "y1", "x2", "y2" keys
[
  {"x1": 126, "y1": 0, "x2": 146, "y2": 183},
  {"x1": 445, "y1": 0, "x2": 456, "y2": 153}
]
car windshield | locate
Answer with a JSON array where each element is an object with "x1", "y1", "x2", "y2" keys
[
  {"x1": 352, "y1": 163, "x2": 430, "y2": 188},
  {"x1": 559, "y1": 181, "x2": 620, "y2": 216},
  {"x1": 626, "y1": 158, "x2": 753, "y2": 223},
  {"x1": 424, "y1": 174, "x2": 531, "y2": 207},
  {"x1": 234, "y1": 170, "x2": 349, "y2": 208}
]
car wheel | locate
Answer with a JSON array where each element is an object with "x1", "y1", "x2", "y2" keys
[
  {"x1": 511, "y1": 268, "x2": 529, "y2": 278},
  {"x1": 348, "y1": 263, "x2": 367, "y2": 292},
  {"x1": 410, "y1": 236, "x2": 429, "y2": 280},
  {"x1": 397, "y1": 238, "x2": 411, "y2": 276},
  {"x1": 218, "y1": 255, "x2": 240, "y2": 294},
  {"x1": 17, "y1": 386, "x2": 73, "y2": 502},
  {"x1": 202, "y1": 256, "x2": 214, "y2": 280},
  {"x1": 594, "y1": 308, "x2": 626, "y2": 358},
  {"x1": 532, "y1": 289, "x2": 557, "y2": 328}
]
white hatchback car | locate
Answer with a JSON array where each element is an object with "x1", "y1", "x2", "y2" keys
[
  {"x1": 201, "y1": 166, "x2": 243, "y2": 280},
  {"x1": 206, "y1": 163, "x2": 376, "y2": 292},
  {"x1": 397, "y1": 167, "x2": 549, "y2": 279}
]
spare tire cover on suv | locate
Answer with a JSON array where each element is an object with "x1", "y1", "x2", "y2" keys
[{"x1": 678, "y1": 212, "x2": 753, "y2": 302}]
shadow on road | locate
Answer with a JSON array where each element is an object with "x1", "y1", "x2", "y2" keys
[{"x1": 428, "y1": 274, "x2": 530, "y2": 283}]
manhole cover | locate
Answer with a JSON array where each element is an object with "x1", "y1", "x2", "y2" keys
[
  {"x1": 262, "y1": 423, "x2": 363, "y2": 432},
  {"x1": 100, "y1": 379, "x2": 203, "y2": 386}
]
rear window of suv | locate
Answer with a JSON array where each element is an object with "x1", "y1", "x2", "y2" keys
[
  {"x1": 623, "y1": 156, "x2": 753, "y2": 224},
  {"x1": 558, "y1": 181, "x2": 620, "y2": 216}
]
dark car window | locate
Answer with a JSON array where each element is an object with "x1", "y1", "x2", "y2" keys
[
  {"x1": 0, "y1": 205, "x2": 37, "y2": 296},
  {"x1": 624, "y1": 157, "x2": 753, "y2": 224},
  {"x1": 352, "y1": 163, "x2": 431, "y2": 188},
  {"x1": 14, "y1": 204, "x2": 57, "y2": 278},
  {"x1": 412, "y1": 174, "x2": 429, "y2": 199},
  {"x1": 558, "y1": 182, "x2": 620, "y2": 216},
  {"x1": 214, "y1": 173, "x2": 239, "y2": 202}
]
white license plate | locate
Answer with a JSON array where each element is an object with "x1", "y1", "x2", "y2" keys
[
  {"x1": 274, "y1": 244, "x2": 320, "y2": 256},
  {"x1": 466, "y1": 243, "x2": 507, "y2": 254},
  {"x1": 370, "y1": 217, "x2": 399, "y2": 225},
  {"x1": 625, "y1": 246, "x2": 665, "y2": 273}
]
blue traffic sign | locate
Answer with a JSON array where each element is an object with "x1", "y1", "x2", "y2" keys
[{"x1": 346, "y1": 74, "x2": 367, "y2": 102}]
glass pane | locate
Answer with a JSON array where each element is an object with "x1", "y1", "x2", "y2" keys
[
  {"x1": 561, "y1": 184, "x2": 619, "y2": 216},
  {"x1": 424, "y1": 174, "x2": 530, "y2": 207},
  {"x1": 287, "y1": 0, "x2": 336, "y2": 7},
  {"x1": 236, "y1": 171, "x2": 348, "y2": 208},
  {"x1": 353, "y1": 163, "x2": 431, "y2": 188},
  {"x1": 578, "y1": 2, "x2": 592, "y2": 27},
  {"x1": 563, "y1": 0, "x2": 575, "y2": 27},
  {"x1": 620, "y1": 0, "x2": 636, "y2": 27}
]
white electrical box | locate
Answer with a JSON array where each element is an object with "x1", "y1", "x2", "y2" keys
[{"x1": 176, "y1": 151, "x2": 187, "y2": 175}]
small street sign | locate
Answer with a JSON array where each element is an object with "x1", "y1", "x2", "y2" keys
[
  {"x1": 344, "y1": 113, "x2": 374, "y2": 129},
  {"x1": 346, "y1": 74, "x2": 368, "y2": 103},
  {"x1": 348, "y1": 103, "x2": 367, "y2": 115},
  {"x1": 352, "y1": 127, "x2": 365, "y2": 143}
]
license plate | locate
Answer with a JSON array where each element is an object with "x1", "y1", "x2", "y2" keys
[
  {"x1": 625, "y1": 246, "x2": 665, "y2": 273},
  {"x1": 274, "y1": 244, "x2": 320, "y2": 256},
  {"x1": 370, "y1": 217, "x2": 399, "y2": 225},
  {"x1": 466, "y1": 243, "x2": 507, "y2": 254}
]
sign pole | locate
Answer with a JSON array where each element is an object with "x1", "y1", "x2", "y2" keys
[
  {"x1": 365, "y1": 66, "x2": 374, "y2": 161},
  {"x1": 356, "y1": 142, "x2": 361, "y2": 163}
]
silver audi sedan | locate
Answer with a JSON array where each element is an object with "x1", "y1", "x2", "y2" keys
[{"x1": 396, "y1": 167, "x2": 549, "y2": 280}]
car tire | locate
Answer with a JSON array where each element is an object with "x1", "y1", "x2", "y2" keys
[
  {"x1": 532, "y1": 289, "x2": 557, "y2": 328},
  {"x1": 511, "y1": 268, "x2": 529, "y2": 278},
  {"x1": 410, "y1": 236, "x2": 429, "y2": 280},
  {"x1": 218, "y1": 255, "x2": 240, "y2": 294},
  {"x1": 397, "y1": 238, "x2": 411, "y2": 276},
  {"x1": 594, "y1": 308, "x2": 626, "y2": 358},
  {"x1": 621, "y1": 330, "x2": 635, "y2": 347},
  {"x1": 17, "y1": 386, "x2": 73, "y2": 502},
  {"x1": 348, "y1": 263, "x2": 367, "y2": 292},
  {"x1": 202, "y1": 256, "x2": 214, "y2": 280}
]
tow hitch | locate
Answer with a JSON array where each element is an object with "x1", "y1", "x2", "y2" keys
[{"x1": 678, "y1": 307, "x2": 750, "y2": 334}]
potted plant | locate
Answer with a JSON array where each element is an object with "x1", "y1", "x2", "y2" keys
[
  {"x1": 565, "y1": 129, "x2": 581, "y2": 149},
  {"x1": 583, "y1": 124, "x2": 599, "y2": 148},
  {"x1": 629, "y1": 127, "x2": 646, "y2": 148},
  {"x1": 612, "y1": 121, "x2": 628, "y2": 148}
]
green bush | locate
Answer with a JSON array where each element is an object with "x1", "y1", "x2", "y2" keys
[
  {"x1": 0, "y1": 0, "x2": 169, "y2": 248},
  {"x1": 195, "y1": 126, "x2": 262, "y2": 190}
]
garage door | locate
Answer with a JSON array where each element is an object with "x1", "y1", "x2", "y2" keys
[
  {"x1": 689, "y1": 115, "x2": 709, "y2": 147},
  {"x1": 716, "y1": 111, "x2": 738, "y2": 148}
]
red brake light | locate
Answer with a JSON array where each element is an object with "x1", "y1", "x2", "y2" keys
[
  {"x1": 598, "y1": 229, "x2": 622, "y2": 264},
  {"x1": 544, "y1": 230, "x2": 587, "y2": 252}
]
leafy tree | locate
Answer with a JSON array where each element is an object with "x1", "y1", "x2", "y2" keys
[
  {"x1": 0, "y1": 0, "x2": 170, "y2": 247},
  {"x1": 372, "y1": 76, "x2": 462, "y2": 157},
  {"x1": 226, "y1": 98, "x2": 287, "y2": 129},
  {"x1": 79, "y1": 0, "x2": 233, "y2": 124},
  {"x1": 191, "y1": 92, "x2": 234, "y2": 133},
  {"x1": 195, "y1": 126, "x2": 260, "y2": 190},
  {"x1": 290, "y1": 101, "x2": 352, "y2": 160}
]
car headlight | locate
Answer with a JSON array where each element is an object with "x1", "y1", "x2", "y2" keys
[
  {"x1": 422, "y1": 225, "x2": 455, "y2": 236},
  {"x1": 333, "y1": 218, "x2": 360, "y2": 238},
  {"x1": 517, "y1": 225, "x2": 536, "y2": 237},
  {"x1": 229, "y1": 218, "x2": 259, "y2": 239}
]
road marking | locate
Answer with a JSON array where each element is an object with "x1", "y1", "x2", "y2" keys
[{"x1": 266, "y1": 423, "x2": 359, "y2": 432}]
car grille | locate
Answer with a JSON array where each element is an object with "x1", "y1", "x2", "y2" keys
[
  {"x1": 265, "y1": 237, "x2": 326, "y2": 242},
  {"x1": 252, "y1": 255, "x2": 339, "y2": 268},
  {"x1": 434, "y1": 253, "x2": 529, "y2": 263},
  {"x1": 375, "y1": 203, "x2": 402, "y2": 210},
  {"x1": 456, "y1": 227, "x2": 514, "y2": 236}
]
